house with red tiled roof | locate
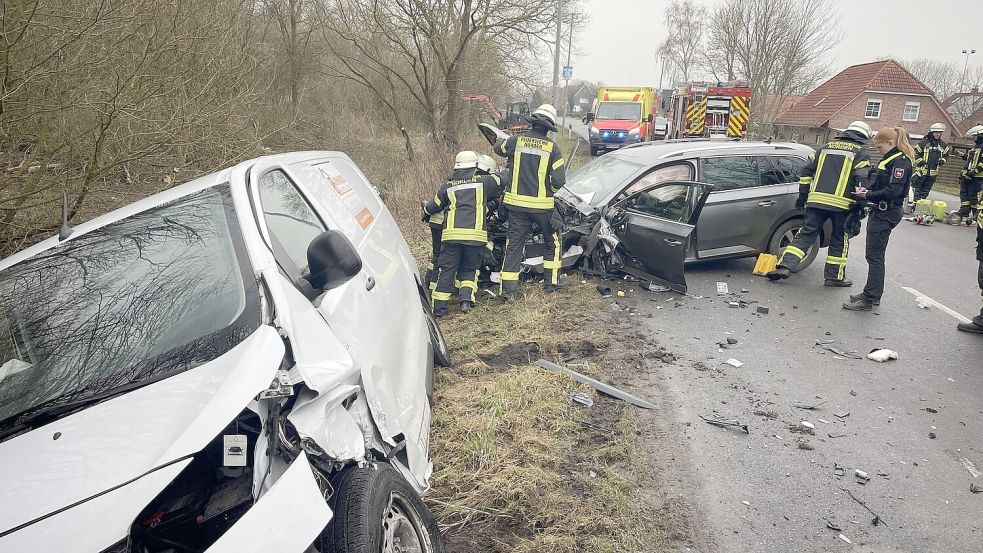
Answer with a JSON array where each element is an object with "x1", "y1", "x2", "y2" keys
[{"x1": 774, "y1": 60, "x2": 961, "y2": 145}]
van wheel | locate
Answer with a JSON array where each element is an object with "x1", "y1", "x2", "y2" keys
[
  {"x1": 317, "y1": 464, "x2": 443, "y2": 553},
  {"x1": 425, "y1": 309, "x2": 451, "y2": 368},
  {"x1": 768, "y1": 220, "x2": 818, "y2": 272}
]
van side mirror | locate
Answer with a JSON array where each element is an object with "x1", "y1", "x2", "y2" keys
[
  {"x1": 305, "y1": 230, "x2": 362, "y2": 292},
  {"x1": 585, "y1": 113, "x2": 595, "y2": 123}
]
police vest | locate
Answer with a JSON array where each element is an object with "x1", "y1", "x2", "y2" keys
[{"x1": 803, "y1": 140, "x2": 870, "y2": 211}]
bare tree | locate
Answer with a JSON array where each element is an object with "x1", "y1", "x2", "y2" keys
[{"x1": 658, "y1": 0, "x2": 706, "y2": 83}]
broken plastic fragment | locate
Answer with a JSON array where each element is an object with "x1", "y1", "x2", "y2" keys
[
  {"x1": 867, "y1": 349, "x2": 898, "y2": 362},
  {"x1": 800, "y1": 421, "x2": 816, "y2": 429},
  {"x1": 700, "y1": 414, "x2": 749, "y2": 434},
  {"x1": 725, "y1": 358, "x2": 743, "y2": 368},
  {"x1": 572, "y1": 392, "x2": 594, "y2": 407},
  {"x1": 716, "y1": 282, "x2": 729, "y2": 295},
  {"x1": 839, "y1": 534, "x2": 852, "y2": 544}
]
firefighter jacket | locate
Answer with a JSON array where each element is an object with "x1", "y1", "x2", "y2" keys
[
  {"x1": 963, "y1": 137, "x2": 983, "y2": 182},
  {"x1": 493, "y1": 128, "x2": 566, "y2": 212},
  {"x1": 913, "y1": 136, "x2": 950, "y2": 177},
  {"x1": 798, "y1": 132, "x2": 871, "y2": 211},
  {"x1": 424, "y1": 168, "x2": 506, "y2": 245},
  {"x1": 865, "y1": 148, "x2": 912, "y2": 206}
]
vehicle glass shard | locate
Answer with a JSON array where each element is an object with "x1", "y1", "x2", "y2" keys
[
  {"x1": 0, "y1": 186, "x2": 261, "y2": 428},
  {"x1": 597, "y1": 218, "x2": 620, "y2": 252}
]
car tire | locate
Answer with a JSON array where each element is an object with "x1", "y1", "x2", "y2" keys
[
  {"x1": 317, "y1": 464, "x2": 443, "y2": 553},
  {"x1": 768, "y1": 219, "x2": 819, "y2": 272}
]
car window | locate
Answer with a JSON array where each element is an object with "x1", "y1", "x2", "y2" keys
[
  {"x1": 623, "y1": 163, "x2": 694, "y2": 196},
  {"x1": 757, "y1": 156, "x2": 787, "y2": 186},
  {"x1": 259, "y1": 169, "x2": 326, "y2": 277},
  {"x1": 624, "y1": 184, "x2": 693, "y2": 222},
  {"x1": 772, "y1": 155, "x2": 807, "y2": 182},
  {"x1": 701, "y1": 156, "x2": 759, "y2": 191}
]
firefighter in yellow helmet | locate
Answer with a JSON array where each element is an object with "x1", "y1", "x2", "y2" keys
[
  {"x1": 493, "y1": 103, "x2": 567, "y2": 298},
  {"x1": 911, "y1": 123, "x2": 950, "y2": 202},
  {"x1": 423, "y1": 151, "x2": 507, "y2": 316},
  {"x1": 769, "y1": 121, "x2": 873, "y2": 284}
]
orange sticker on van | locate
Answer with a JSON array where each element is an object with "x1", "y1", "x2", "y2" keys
[{"x1": 355, "y1": 208, "x2": 375, "y2": 229}]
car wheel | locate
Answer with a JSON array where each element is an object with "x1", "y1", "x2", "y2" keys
[
  {"x1": 418, "y1": 282, "x2": 451, "y2": 368},
  {"x1": 317, "y1": 464, "x2": 443, "y2": 553},
  {"x1": 768, "y1": 220, "x2": 819, "y2": 272}
]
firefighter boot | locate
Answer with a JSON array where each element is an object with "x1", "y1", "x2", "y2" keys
[
  {"x1": 767, "y1": 266, "x2": 791, "y2": 281},
  {"x1": 849, "y1": 293, "x2": 880, "y2": 306},
  {"x1": 842, "y1": 297, "x2": 874, "y2": 311},
  {"x1": 460, "y1": 301, "x2": 474, "y2": 313},
  {"x1": 544, "y1": 276, "x2": 571, "y2": 293},
  {"x1": 825, "y1": 279, "x2": 853, "y2": 288}
]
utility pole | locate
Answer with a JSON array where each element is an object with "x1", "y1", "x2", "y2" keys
[
  {"x1": 961, "y1": 49, "x2": 977, "y2": 93},
  {"x1": 562, "y1": 11, "x2": 574, "y2": 129},
  {"x1": 552, "y1": 0, "x2": 562, "y2": 110}
]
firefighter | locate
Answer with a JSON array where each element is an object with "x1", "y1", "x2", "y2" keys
[
  {"x1": 423, "y1": 151, "x2": 505, "y2": 316},
  {"x1": 493, "y1": 103, "x2": 567, "y2": 298},
  {"x1": 959, "y1": 125, "x2": 983, "y2": 221},
  {"x1": 421, "y1": 152, "x2": 478, "y2": 291},
  {"x1": 911, "y1": 123, "x2": 950, "y2": 202},
  {"x1": 768, "y1": 121, "x2": 873, "y2": 284},
  {"x1": 842, "y1": 127, "x2": 914, "y2": 311},
  {"x1": 477, "y1": 154, "x2": 498, "y2": 175},
  {"x1": 956, "y1": 198, "x2": 983, "y2": 334}
]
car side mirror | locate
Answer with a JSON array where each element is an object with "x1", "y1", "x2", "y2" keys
[
  {"x1": 646, "y1": 114, "x2": 654, "y2": 123},
  {"x1": 305, "y1": 230, "x2": 362, "y2": 292}
]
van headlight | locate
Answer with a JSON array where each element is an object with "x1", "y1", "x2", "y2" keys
[
  {"x1": 589, "y1": 126, "x2": 599, "y2": 135},
  {"x1": 629, "y1": 128, "x2": 640, "y2": 136}
]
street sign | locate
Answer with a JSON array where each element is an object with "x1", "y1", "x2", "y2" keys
[{"x1": 562, "y1": 65, "x2": 573, "y2": 80}]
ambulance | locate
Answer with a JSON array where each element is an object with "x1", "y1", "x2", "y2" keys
[{"x1": 586, "y1": 86, "x2": 658, "y2": 156}]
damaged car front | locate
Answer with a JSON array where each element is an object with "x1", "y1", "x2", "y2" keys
[{"x1": 0, "y1": 168, "x2": 442, "y2": 552}]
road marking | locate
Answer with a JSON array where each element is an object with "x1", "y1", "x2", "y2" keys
[
  {"x1": 899, "y1": 286, "x2": 972, "y2": 324},
  {"x1": 959, "y1": 456, "x2": 981, "y2": 479}
]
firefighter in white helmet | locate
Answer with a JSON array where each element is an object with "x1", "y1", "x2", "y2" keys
[
  {"x1": 492, "y1": 103, "x2": 568, "y2": 298},
  {"x1": 958, "y1": 125, "x2": 983, "y2": 221},
  {"x1": 957, "y1": 124, "x2": 983, "y2": 333},
  {"x1": 421, "y1": 151, "x2": 479, "y2": 291},
  {"x1": 911, "y1": 123, "x2": 950, "y2": 202}
]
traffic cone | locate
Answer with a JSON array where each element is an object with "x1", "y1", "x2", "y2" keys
[{"x1": 752, "y1": 253, "x2": 778, "y2": 276}]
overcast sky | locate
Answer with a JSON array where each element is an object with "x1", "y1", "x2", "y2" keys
[{"x1": 569, "y1": 0, "x2": 982, "y2": 86}]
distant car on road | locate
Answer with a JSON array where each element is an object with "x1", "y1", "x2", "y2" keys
[
  {"x1": 556, "y1": 139, "x2": 831, "y2": 290},
  {"x1": 0, "y1": 152, "x2": 446, "y2": 553}
]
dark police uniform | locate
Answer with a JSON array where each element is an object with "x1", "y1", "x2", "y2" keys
[
  {"x1": 857, "y1": 148, "x2": 911, "y2": 303},
  {"x1": 960, "y1": 135, "x2": 983, "y2": 218},
  {"x1": 423, "y1": 168, "x2": 505, "y2": 315},
  {"x1": 774, "y1": 131, "x2": 871, "y2": 281},
  {"x1": 493, "y1": 128, "x2": 566, "y2": 292},
  {"x1": 911, "y1": 134, "x2": 950, "y2": 201}
]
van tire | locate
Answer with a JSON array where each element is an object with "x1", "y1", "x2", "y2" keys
[
  {"x1": 317, "y1": 464, "x2": 443, "y2": 553},
  {"x1": 768, "y1": 219, "x2": 819, "y2": 272},
  {"x1": 426, "y1": 310, "x2": 451, "y2": 368}
]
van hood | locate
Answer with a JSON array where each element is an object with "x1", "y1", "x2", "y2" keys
[
  {"x1": 593, "y1": 119, "x2": 640, "y2": 131},
  {"x1": 0, "y1": 325, "x2": 284, "y2": 538}
]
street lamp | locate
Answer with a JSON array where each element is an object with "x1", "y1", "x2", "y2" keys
[{"x1": 961, "y1": 49, "x2": 976, "y2": 92}]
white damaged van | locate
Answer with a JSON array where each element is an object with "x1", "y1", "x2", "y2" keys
[{"x1": 0, "y1": 152, "x2": 449, "y2": 552}]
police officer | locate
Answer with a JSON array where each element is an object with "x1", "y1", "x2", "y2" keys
[
  {"x1": 423, "y1": 151, "x2": 506, "y2": 316},
  {"x1": 493, "y1": 103, "x2": 567, "y2": 298},
  {"x1": 769, "y1": 121, "x2": 873, "y2": 284},
  {"x1": 842, "y1": 127, "x2": 914, "y2": 311},
  {"x1": 956, "y1": 190, "x2": 983, "y2": 334},
  {"x1": 959, "y1": 125, "x2": 983, "y2": 222},
  {"x1": 911, "y1": 123, "x2": 950, "y2": 202}
]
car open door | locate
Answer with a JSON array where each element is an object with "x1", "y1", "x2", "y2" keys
[{"x1": 607, "y1": 180, "x2": 713, "y2": 293}]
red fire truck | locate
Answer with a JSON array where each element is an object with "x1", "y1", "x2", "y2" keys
[{"x1": 667, "y1": 81, "x2": 752, "y2": 139}]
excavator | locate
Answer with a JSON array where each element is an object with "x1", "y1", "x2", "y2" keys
[{"x1": 463, "y1": 94, "x2": 530, "y2": 135}]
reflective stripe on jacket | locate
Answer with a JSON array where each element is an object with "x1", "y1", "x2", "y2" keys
[
  {"x1": 494, "y1": 129, "x2": 566, "y2": 212},
  {"x1": 424, "y1": 169, "x2": 506, "y2": 245},
  {"x1": 914, "y1": 137, "x2": 949, "y2": 176},
  {"x1": 799, "y1": 137, "x2": 871, "y2": 211},
  {"x1": 965, "y1": 143, "x2": 983, "y2": 181}
]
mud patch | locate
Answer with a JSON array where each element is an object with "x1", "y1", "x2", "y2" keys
[{"x1": 477, "y1": 340, "x2": 541, "y2": 366}]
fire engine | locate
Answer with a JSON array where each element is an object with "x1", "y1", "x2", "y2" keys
[{"x1": 668, "y1": 81, "x2": 752, "y2": 139}]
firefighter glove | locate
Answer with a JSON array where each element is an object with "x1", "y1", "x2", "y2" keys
[{"x1": 794, "y1": 195, "x2": 807, "y2": 211}]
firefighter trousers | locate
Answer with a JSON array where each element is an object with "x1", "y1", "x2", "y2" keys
[
  {"x1": 860, "y1": 207, "x2": 903, "y2": 302},
  {"x1": 959, "y1": 178, "x2": 982, "y2": 215},
  {"x1": 432, "y1": 242, "x2": 481, "y2": 314},
  {"x1": 975, "y1": 226, "x2": 983, "y2": 325},
  {"x1": 911, "y1": 175, "x2": 937, "y2": 202},
  {"x1": 777, "y1": 208, "x2": 850, "y2": 281},
  {"x1": 501, "y1": 208, "x2": 561, "y2": 293},
  {"x1": 425, "y1": 224, "x2": 443, "y2": 291}
]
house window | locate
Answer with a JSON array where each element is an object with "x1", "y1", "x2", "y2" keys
[
  {"x1": 864, "y1": 99, "x2": 882, "y2": 119},
  {"x1": 903, "y1": 102, "x2": 920, "y2": 122}
]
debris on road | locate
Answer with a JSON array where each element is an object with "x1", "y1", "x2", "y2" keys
[
  {"x1": 833, "y1": 411, "x2": 851, "y2": 419},
  {"x1": 596, "y1": 284, "x2": 613, "y2": 297},
  {"x1": 839, "y1": 487, "x2": 888, "y2": 526},
  {"x1": 724, "y1": 358, "x2": 744, "y2": 368},
  {"x1": 535, "y1": 360, "x2": 658, "y2": 410},
  {"x1": 571, "y1": 392, "x2": 594, "y2": 407},
  {"x1": 818, "y1": 419, "x2": 831, "y2": 424},
  {"x1": 794, "y1": 400, "x2": 827, "y2": 410},
  {"x1": 800, "y1": 421, "x2": 816, "y2": 429},
  {"x1": 814, "y1": 340, "x2": 863, "y2": 359},
  {"x1": 834, "y1": 463, "x2": 845, "y2": 477},
  {"x1": 855, "y1": 469, "x2": 870, "y2": 484},
  {"x1": 717, "y1": 282, "x2": 729, "y2": 295},
  {"x1": 756, "y1": 306, "x2": 770, "y2": 315},
  {"x1": 826, "y1": 519, "x2": 842, "y2": 531},
  {"x1": 616, "y1": 290, "x2": 625, "y2": 297},
  {"x1": 929, "y1": 432, "x2": 937, "y2": 439},
  {"x1": 915, "y1": 296, "x2": 932, "y2": 309},
  {"x1": 640, "y1": 281, "x2": 670, "y2": 292},
  {"x1": 727, "y1": 337, "x2": 738, "y2": 345},
  {"x1": 839, "y1": 534, "x2": 852, "y2": 544},
  {"x1": 924, "y1": 407, "x2": 939, "y2": 413},
  {"x1": 788, "y1": 423, "x2": 816, "y2": 436},
  {"x1": 829, "y1": 432, "x2": 847, "y2": 439},
  {"x1": 867, "y1": 349, "x2": 899, "y2": 362},
  {"x1": 971, "y1": 483, "x2": 983, "y2": 494},
  {"x1": 797, "y1": 439, "x2": 814, "y2": 450},
  {"x1": 741, "y1": 500, "x2": 750, "y2": 506},
  {"x1": 700, "y1": 414, "x2": 749, "y2": 434}
]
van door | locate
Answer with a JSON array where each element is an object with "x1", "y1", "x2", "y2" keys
[
  {"x1": 246, "y1": 156, "x2": 432, "y2": 488},
  {"x1": 609, "y1": 181, "x2": 713, "y2": 293}
]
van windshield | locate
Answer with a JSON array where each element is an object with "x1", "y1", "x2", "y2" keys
[
  {"x1": 596, "y1": 102, "x2": 642, "y2": 121},
  {"x1": 0, "y1": 186, "x2": 261, "y2": 429}
]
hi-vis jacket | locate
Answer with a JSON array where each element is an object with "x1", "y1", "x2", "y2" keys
[
  {"x1": 424, "y1": 168, "x2": 506, "y2": 245},
  {"x1": 493, "y1": 129, "x2": 566, "y2": 212},
  {"x1": 798, "y1": 136, "x2": 871, "y2": 211},
  {"x1": 963, "y1": 138, "x2": 983, "y2": 182},
  {"x1": 914, "y1": 136, "x2": 950, "y2": 177}
]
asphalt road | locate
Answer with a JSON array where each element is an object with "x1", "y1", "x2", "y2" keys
[{"x1": 624, "y1": 209, "x2": 983, "y2": 552}]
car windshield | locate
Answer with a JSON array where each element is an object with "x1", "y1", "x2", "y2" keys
[
  {"x1": 563, "y1": 155, "x2": 642, "y2": 205},
  {"x1": 0, "y1": 186, "x2": 261, "y2": 427},
  {"x1": 596, "y1": 102, "x2": 642, "y2": 121}
]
